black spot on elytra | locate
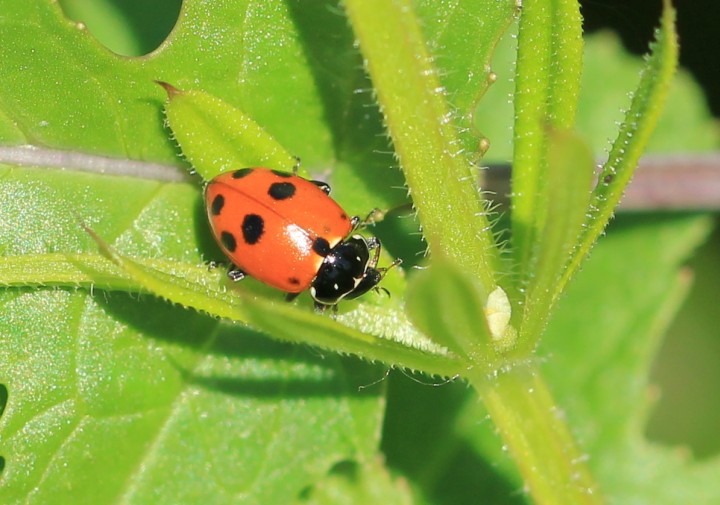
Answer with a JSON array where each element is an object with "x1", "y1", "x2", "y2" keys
[
  {"x1": 268, "y1": 182, "x2": 296, "y2": 200},
  {"x1": 288, "y1": 277, "x2": 301, "y2": 286},
  {"x1": 232, "y1": 168, "x2": 254, "y2": 179},
  {"x1": 211, "y1": 194, "x2": 225, "y2": 215},
  {"x1": 221, "y1": 231, "x2": 237, "y2": 252},
  {"x1": 313, "y1": 237, "x2": 331, "y2": 257},
  {"x1": 340, "y1": 212, "x2": 348, "y2": 221},
  {"x1": 271, "y1": 169, "x2": 292, "y2": 178},
  {"x1": 242, "y1": 214, "x2": 264, "y2": 244}
]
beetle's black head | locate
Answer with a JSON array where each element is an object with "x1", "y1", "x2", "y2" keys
[{"x1": 310, "y1": 235, "x2": 380, "y2": 306}]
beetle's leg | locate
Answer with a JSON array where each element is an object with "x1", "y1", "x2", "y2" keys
[
  {"x1": 375, "y1": 286, "x2": 391, "y2": 297},
  {"x1": 382, "y1": 258, "x2": 403, "y2": 272},
  {"x1": 350, "y1": 208, "x2": 384, "y2": 232},
  {"x1": 374, "y1": 258, "x2": 403, "y2": 292},
  {"x1": 227, "y1": 267, "x2": 246, "y2": 282},
  {"x1": 366, "y1": 236, "x2": 381, "y2": 269},
  {"x1": 310, "y1": 180, "x2": 331, "y2": 195}
]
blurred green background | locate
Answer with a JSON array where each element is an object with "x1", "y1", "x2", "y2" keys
[
  {"x1": 581, "y1": 0, "x2": 720, "y2": 459},
  {"x1": 57, "y1": 0, "x2": 720, "y2": 459}
]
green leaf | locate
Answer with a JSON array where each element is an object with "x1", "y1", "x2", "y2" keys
[
  {"x1": 510, "y1": 0, "x2": 584, "y2": 277},
  {"x1": 519, "y1": 129, "x2": 595, "y2": 350},
  {"x1": 0, "y1": 165, "x2": 389, "y2": 503},
  {"x1": 545, "y1": 215, "x2": 719, "y2": 503},
  {"x1": 558, "y1": 0, "x2": 679, "y2": 295},
  {"x1": 2, "y1": 2, "x2": 521, "y2": 500},
  {"x1": 158, "y1": 83, "x2": 298, "y2": 181},
  {"x1": 457, "y1": 215, "x2": 718, "y2": 503},
  {"x1": 414, "y1": 0, "x2": 518, "y2": 160},
  {"x1": 0, "y1": 1, "x2": 416, "y2": 502},
  {"x1": 0, "y1": 290, "x2": 387, "y2": 504},
  {"x1": 405, "y1": 259, "x2": 489, "y2": 363},
  {"x1": 59, "y1": 0, "x2": 181, "y2": 56},
  {"x1": 5, "y1": 0, "x2": 716, "y2": 503},
  {"x1": 297, "y1": 459, "x2": 414, "y2": 505},
  {"x1": 344, "y1": 0, "x2": 512, "y2": 292},
  {"x1": 0, "y1": 1, "x2": 175, "y2": 160},
  {"x1": 475, "y1": 28, "x2": 719, "y2": 164}
]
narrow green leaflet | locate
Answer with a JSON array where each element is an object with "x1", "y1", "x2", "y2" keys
[
  {"x1": 405, "y1": 258, "x2": 491, "y2": 362},
  {"x1": 510, "y1": 0, "x2": 583, "y2": 276},
  {"x1": 158, "y1": 83, "x2": 298, "y2": 181},
  {"x1": 558, "y1": 0, "x2": 678, "y2": 296},
  {"x1": 518, "y1": 130, "x2": 595, "y2": 351},
  {"x1": 89, "y1": 224, "x2": 461, "y2": 375},
  {"x1": 345, "y1": 0, "x2": 503, "y2": 293}
]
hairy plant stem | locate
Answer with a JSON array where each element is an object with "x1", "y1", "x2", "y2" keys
[
  {"x1": 344, "y1": 0, "x2": 501, "y2": 293},
  {"x1": 468, "y1": 363, "x2": 604, "y2": 505},
  {"x1": 344, "y1": 0, "x2": 604, "y2": 502}
]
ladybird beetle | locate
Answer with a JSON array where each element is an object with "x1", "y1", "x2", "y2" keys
[{"x1": 204, "y1": 167, "x2": 397, "y2": 308}]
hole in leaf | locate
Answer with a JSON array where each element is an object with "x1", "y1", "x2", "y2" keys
[
  {"x1": 327, "y1": 460, "x2": 358, "y2": 478},
  {"x1": 0, "y1": 384, "x2": 6, "y2": 418},
  {"x1": 296, "y1": 460, "x2": 359, "y2": 500},
  {"x1": 58, "y1": 0, "x2": 182, "y2": 56}
]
